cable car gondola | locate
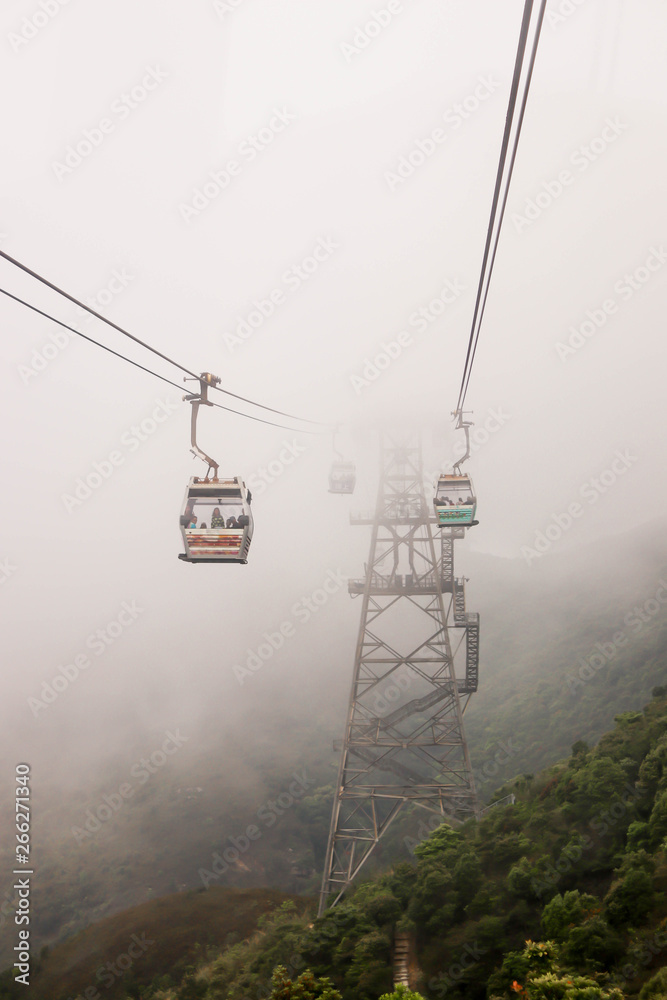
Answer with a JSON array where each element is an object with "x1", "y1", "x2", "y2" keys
[
  {"x1": 329, "y1": 460, "x2": 356, "y2": 494},
  {"x1": 178, "y1": 373, "x2": 254, "y2": 564},
  {"x1": 433, "y1": 473, "x2": 477, "y2": 526},
  {"x1": 434, "y1": 411, "x2": 479, "y2": 528},
  {"x1": 179, "y1": 477, "x2": 253, "y2": 564}
]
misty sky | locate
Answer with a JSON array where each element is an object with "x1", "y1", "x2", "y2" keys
[{"x1": 0, "y1": 0, "x2": 666, "y2": 791}]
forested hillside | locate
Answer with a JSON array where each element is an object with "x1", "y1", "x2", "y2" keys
[
  {"x1": 2, "y1": 525, "x2": 666, "y2": 991},
  {"x1": 10, "y1": 688, "x2": 667, "y2": 1000}
]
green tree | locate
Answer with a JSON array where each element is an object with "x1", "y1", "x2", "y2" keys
[
  {"x1": 488, "y1": 940, "x2": 623, "y2": 1000},
  {"x1": 452, "y1": 850, "x2": 483, "y2": 908},
  {"x1": 413, "y1": 824, "x2": 462, "y2": 863},
  {"x1": 379, "y1": 987, "x2": 426, "y2": 1000},
  {"x1": 604, "y1": 867, "x2": 655, "y2": 927},
  {"x1": 351, "y1": 882, "x2": 402, "y2": 925},
  {"x1": 541, "y1": 890, "x2": 599, "y2": 941},
  {"x1": 269, "y1": 965, "x2": 341, "y2": 1000},
  {"x1": 562, "y1": 917, "x2": 620, "y2": 969},
  {"x1": 627, "y1": 820, "x2": 651, "y2": 851},
  {"x1": 648, "y1": 790, "x2": 667, "y2": 845},
  {"x1": 639, "y1": 965, "x2": 667, "y2": 999},
  {"x1": 570, "y1": 757, "x2": 627, "y2": 814}
]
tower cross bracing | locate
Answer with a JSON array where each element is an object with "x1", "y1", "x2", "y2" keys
[{"x1": 319, "y1": 436, "x2": 479, "y2": 915}]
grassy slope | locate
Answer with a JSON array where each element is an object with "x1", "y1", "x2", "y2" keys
[
  {"x1": 0, "y1": 712, "x2": 336, "y2": 967},
  {"x1": 22, "y1": 887, "x2": 310, "y2": 1000}
]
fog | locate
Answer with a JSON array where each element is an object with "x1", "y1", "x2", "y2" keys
[{"x1": 0, "y1": 0, "x2": 666, "y2": 917}]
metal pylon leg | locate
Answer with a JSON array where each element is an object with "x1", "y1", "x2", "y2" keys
[{"x1": 318, "y1": 433, "x2": 479, "y2": 916}]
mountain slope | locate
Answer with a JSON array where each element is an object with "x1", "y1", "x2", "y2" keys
[
  {"x1": 1, "y1": 522, "x2": 666, "y2": 971},
  {"x1": 0, "y1": 887, "x2": 308, "y2": 1000},
  {"x1": 50, "y1": 689, "x2": 667, "y2": 1000}
]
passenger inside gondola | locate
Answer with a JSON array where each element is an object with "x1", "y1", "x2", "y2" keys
[
  {"x1": 186, "y1": 499, "x2": 246, "y2": 531},
  {"x1": 434, "y1": 475, "x2": 476, "y2": 521}
]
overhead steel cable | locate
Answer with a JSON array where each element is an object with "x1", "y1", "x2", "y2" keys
[
  {"x1": 0, "y1": 249, "x2": 196, "y2": 378},
  {"x1": 0, "y1": 286, "x2": 183, "y2": 389},
  {"x1": 0, "y1": 286, "x2": 330, "y2": 435},
  {"x1": 459, "y1": 0, "x2": 547, "y2": 411},
  {"x1": 455, "y1": 0, "x2": 547, "y2": 415},
  {"x1": 0, "y1": 248, "x2": 330, "y2": 429}
]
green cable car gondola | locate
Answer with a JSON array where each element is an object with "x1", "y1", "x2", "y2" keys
[
  {"x1": 433, "y1": 473, "x2": 477, "y2": 526},
  {"x1": 433, "y1": 411, "x2": 478, "y2": 528}
]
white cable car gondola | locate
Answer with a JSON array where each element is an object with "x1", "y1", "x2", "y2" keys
[
  {"x1": 178, "y1": 373, "x2": 254, "y2": 564},
  {"x1": 434, "y1": 411, "x2": 478, "y2": 528},
  {"x1": 179, "y1": 477, "x2": 253, "y2": 564}
]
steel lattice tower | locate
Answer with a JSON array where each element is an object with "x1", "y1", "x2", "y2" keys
[{"x1": 318, "y1": 435, "x2": 479, "y2": 915}]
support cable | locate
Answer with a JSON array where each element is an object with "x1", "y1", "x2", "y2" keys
[
  {"x1": 455, "y1": 0, "x2": 547, "y2": 414},
  {"x1": 0, "y1": 249, "x2": 329, "y2": 429},
  {"x1": 0, "y1": 286, "x2": 329, "y2": 435}
]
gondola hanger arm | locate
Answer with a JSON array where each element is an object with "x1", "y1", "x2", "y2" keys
[
  {"x1": 452, "y1": 408, "x2": 473, "y2": 474},
  {"x1": 184, "y1": 372, "x2": 221, "y2": 479}
]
